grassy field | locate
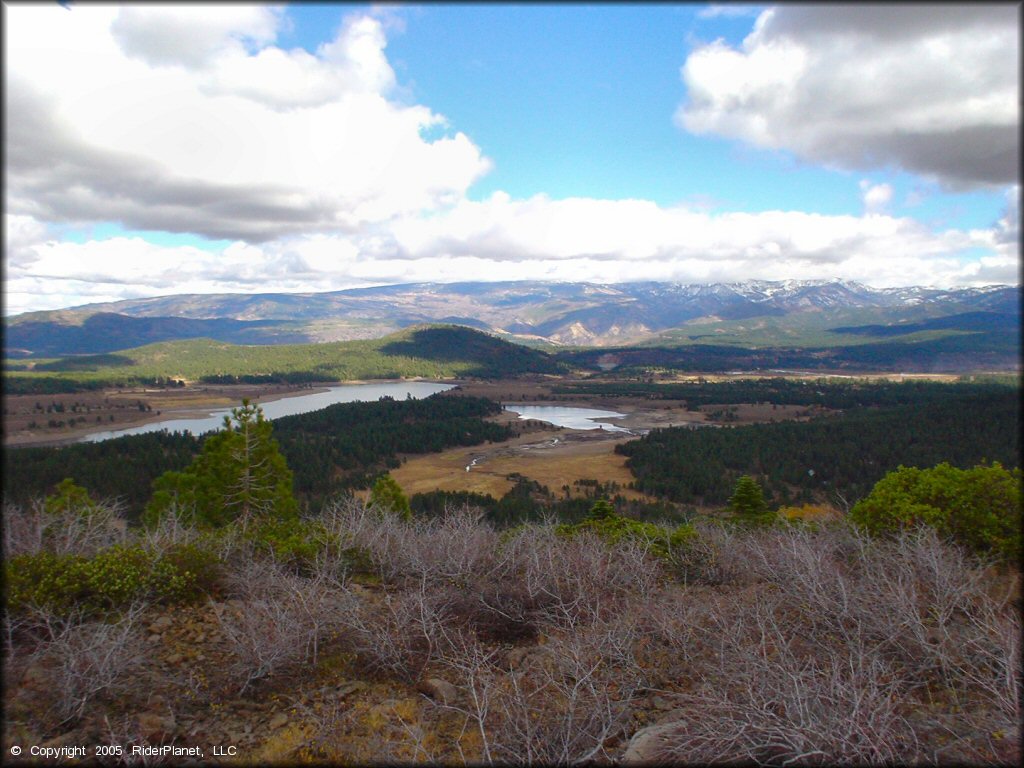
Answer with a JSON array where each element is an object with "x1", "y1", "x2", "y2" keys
[{"x1": 391, "y1": 428, "x2": 649, "y2": 501}]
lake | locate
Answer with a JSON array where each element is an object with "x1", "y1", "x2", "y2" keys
[
  {"x1": 503, "y1": 404, "x2": 632, "y2": 433},
  {"x1": 79, "y1": 381, "x2": 455, "y2": 443}
]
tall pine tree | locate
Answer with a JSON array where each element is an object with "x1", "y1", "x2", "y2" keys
[{"x1": 145, "y1": 400, "x2": 297, "y2": 528}]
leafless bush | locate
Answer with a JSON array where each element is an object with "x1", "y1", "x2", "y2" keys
[
  {"x1": 329, "y1": 500, "x2": 501, "y2": 585},
  {"x1": 673, "y1": 520, "x2": 757, "y2": 586},
  {"x1": 343, "y1": 576, "x2": 455, "y2": 681},
  {"x1": 215, "y1": 559, "x2": 354, "y2": 694},
  {"x1": 136, "y1": 505, "x2": 202, "y2": 554},
  {"x1": 492, "y1": 524, "x2": 663, "y2": 630},
  {"x1": 31, "y1": 603, "x2": 147, "y2": 726},
  {"x1": 662, "y1": 596, "x2": 917, "y2": 765},
  {"x1": 3, "y1": 497, "x2": 127, "y2": 558},
  {"x1": 432, "y1": 608, "x2": 643, "y2": 764}
]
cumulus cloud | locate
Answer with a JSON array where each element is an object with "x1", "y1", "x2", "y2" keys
[
  {"x1": 4, "y1": 4, "x2": 490, "y2": 242},
  {"x1": 680, "y1": 4, "x2": 1020, "y2": 188}
]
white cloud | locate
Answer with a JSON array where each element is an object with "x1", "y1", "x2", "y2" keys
[
  {"x1": 4, "y1": 4, "x2": 491, "y2": 242},
  {"x1": 678, "y1": 4, "x2": 1020, "y2": 188},
  {"x1": 860, "y1": 181, "x2": 893, "y2": 214},
  {"x1": 2, "y1": 5, "x2": 1017, "y2": 317},
  {"x1": 6, "y1": 196, "x2": 1013, "y2": 315}
]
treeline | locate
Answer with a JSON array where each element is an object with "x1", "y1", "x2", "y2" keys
[
  {"x1": 3, "y1": 395, "x2": 511, "y2": 518},
  {"x1": 410, "y1": 476, "x2": 681, "y2": 528},
  {"x1": 2, "y1": 375, "x2": 187, "y2": 395},
  {"x1": 618, "y1": 388, "x2": 1019, "y2": 506},
  {"x1": 557, "y1": 332, "x2": 1019, "y2": 374},
  {"x1": 553, "y1": 377, "x2": 1016, "y2": 410}
]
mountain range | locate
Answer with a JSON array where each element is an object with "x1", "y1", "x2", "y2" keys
[{"x1": 5, "y1": 279, "x2": 1019, "y2": 360}]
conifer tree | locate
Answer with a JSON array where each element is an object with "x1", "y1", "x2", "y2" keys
[
  {"x1": 145, "y1": 400, "x2": 297, "y2": 528},
  {"x1": 368, "y1": 474, "x2": 411, "y2": 521},
  {"x1": 727, "y1": 475, "x2": 775, "y2": 524}
]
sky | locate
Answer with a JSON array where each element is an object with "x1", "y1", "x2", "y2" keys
[{"x1": 3, "y1": 2, "x2": 1020, "y2": 316}]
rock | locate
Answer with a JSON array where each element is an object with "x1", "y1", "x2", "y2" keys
[
  {"x1": 622, "y1": 721, "x2": 686, "y2": 764},
  {"x1": 149, "y1": 616, "x2": 173, "y2": 633},
  {"x1": 137, "y1": 711, "x2": 176, "y2": 742},
  {"x1": 147, "y1": 633, "x2": 162, "y2": 643},
  {"x1": 165, "y1": 653, "x2": 184, "y2": 665},
  {"x1": 268, "y1": 713, "x2": 289, "y2": 730},
  {"x1": 416, "y1": 677, "x2": 458, "y2": 705},
  {"x1": 651, "y1": 695, "x2": 675, "y2": 711}
]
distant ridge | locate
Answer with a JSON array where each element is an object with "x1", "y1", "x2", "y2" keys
[{"x1": 5, "y1": 280, "x2": 1018, "y2": 357}]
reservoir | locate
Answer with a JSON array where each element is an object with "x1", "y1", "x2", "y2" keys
[
  {"x1": 79, "y1": 381, "x2": 454, "y2": 443},
  {"x1": 503, "y1": 404, "x2": 631, "y2": 433}
]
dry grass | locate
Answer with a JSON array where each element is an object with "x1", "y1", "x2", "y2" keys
[{"x1": 392, "y1": 433, "x2": 650, "y2": 500}]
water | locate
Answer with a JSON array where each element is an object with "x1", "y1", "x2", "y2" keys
[
  {"x1": 503, "y1": 404, "x2": 632, "y2": 433},
  {"x1": 79, "y1": 381, "x2": 454, "y2": 443}
]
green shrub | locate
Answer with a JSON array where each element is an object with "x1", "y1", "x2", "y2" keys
[
  {"x1": 5, "y1": 551, "x2": 90, "y2": 613},
  {"x1": 850, "y1": 461, "x2": 1022, "y2": 560},
  {"x1": 246, "y1": 517, "x2": 331, "y2": 571},
  {"x1": 555, "y1": 499, "x2": 694, "y2": 563},
  {"x1": 4, "y1": 542, "x2": 221, "y2": 615},
  {"x1": 150, "y1": 543, "x2": 222, "y2": 602}
]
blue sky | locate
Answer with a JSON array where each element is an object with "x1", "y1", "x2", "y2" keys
[{"x1": 4, "y1": 2, "x2": 1019, "y2": 314}]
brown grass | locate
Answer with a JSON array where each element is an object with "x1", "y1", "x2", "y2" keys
[{"x1": 391, "y1": 433, "x2": 650, "y2": 501}]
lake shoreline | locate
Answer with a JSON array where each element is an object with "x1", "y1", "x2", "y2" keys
[{"x1": 3, "y1": 379, "x2": 453, "y2": 448}]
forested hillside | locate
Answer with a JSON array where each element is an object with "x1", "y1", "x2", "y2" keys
[
  {"x1": 553, "y1": 377, "x2": 1013, "y2": 409},
  {"x1": 618, "y1": 386, "x2": 1019, "y2": 506}
]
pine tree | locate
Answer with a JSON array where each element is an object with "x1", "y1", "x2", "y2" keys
[
  {"x1": 145, "y1": 400, "x2": 297, "y2": 528},
  {"x1": 368, "y1": 474, "x2": 411, "y2": 521},
  {"x1": 727, "y1": 475, "x2": 774, "y2": 524}
]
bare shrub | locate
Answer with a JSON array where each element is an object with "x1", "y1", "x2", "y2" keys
[
  {"x1": 31, "y1": 604, "x2": 147, "y2": 726},
  {"x1": 215, "y1": 559, "x2": 354, "y2": 694},
  {"x1": 673, "y1": 520, "x2": 757, "y2": 586},
  {"x1": 3, "y1": 497, "x2": 127, "y2": 558},
  {"x1": 343, "y1": 576, "x2": 455, "y2": 681},
  {"x1": 137, "y1": 505, "x2": 202, "y2": 554},
  {"x1": 663, "y1": 596, "x2": 917, "y2": 765},
  {"x1": 493, "y1": 524, "x2": 663, "y2": 630},
  {"x1": 432, "y1": 608, "x2": 643, "y2": 764}
]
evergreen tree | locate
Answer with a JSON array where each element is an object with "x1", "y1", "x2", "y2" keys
[
  {"x1": 145, "y1": 400, "x2": 297, "y2": 528},
  {"x1": 368, "y1": 474, "x2": 411, "y2": 521},
  {"x1": 727, "y1": 475, "x2": 774, "y2": 524}
]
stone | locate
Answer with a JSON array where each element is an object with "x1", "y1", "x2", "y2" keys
[
  {"x1": 149, "y1": 616, "x2": 173, "y2": 633},
  {"x1": 165, "y1": 653, "x2": 184, "y2": 665},
  {"x1": 416, "y1": 677, "x2": 458, "y2": 705},
  {"x1": 621, "y1": 721, "x2": 686, "y2": 764},
  {"x1": 268, "y1": 712, "x2": 289, "y2": 730}
]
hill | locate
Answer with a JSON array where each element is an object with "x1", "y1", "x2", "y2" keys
[{"x1": 4, "y1": 325, "x2": 564, "y2": 392}]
